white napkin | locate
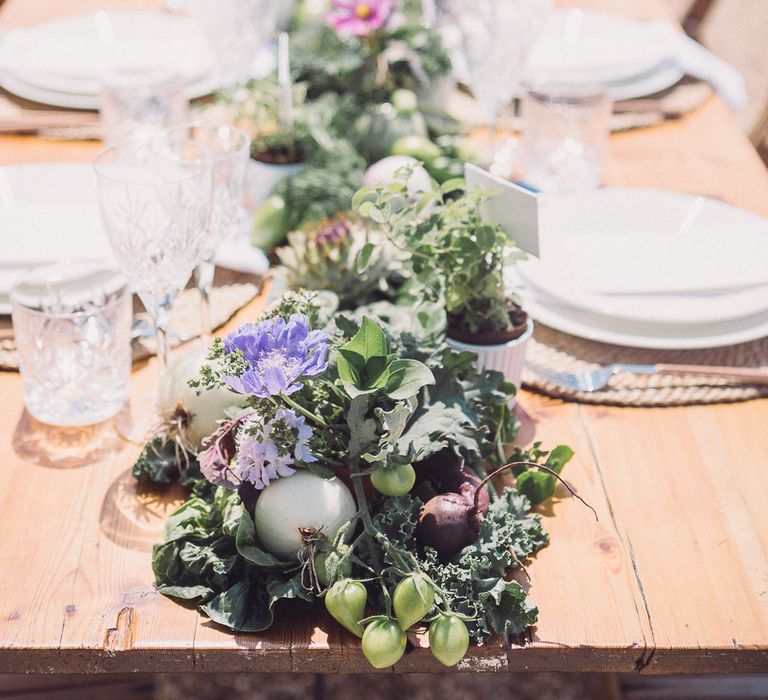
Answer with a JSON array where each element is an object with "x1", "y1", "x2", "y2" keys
[
  {"x1": 649, "y1": 22, "x2": 747, "y2": 110},
  {"x1": 214, "y1": 237, "x2": 270, "y2": 278}
]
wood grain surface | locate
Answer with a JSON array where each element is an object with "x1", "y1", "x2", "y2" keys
[{"x1": 0, "y1": 0, "x2": 767, "y2": 675}]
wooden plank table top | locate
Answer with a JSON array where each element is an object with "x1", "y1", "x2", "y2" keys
[{"x1": 1, "y1": 0, "x2": 767, "y2": 676}]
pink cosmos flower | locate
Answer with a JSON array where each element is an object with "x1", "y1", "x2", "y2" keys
[{"x1": 326, "y1": 0, "x2": 394, "y2": 36}]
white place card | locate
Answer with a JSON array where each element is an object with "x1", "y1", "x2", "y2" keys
[{"x1": 464, "y1": 163, "x2": 540, "y2": 257}]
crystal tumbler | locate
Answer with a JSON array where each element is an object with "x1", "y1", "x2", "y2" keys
[
  {"x1": 522, "y1": 81, "x2": 612, "y2": 194},
  {"x1": 10, "y1": 262, "x2": 132, "y2": 426}
]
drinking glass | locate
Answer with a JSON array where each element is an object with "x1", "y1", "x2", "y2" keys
[
  {"x1": 185, "y1": 0, "x2": 276, "y2": 87},
  {"x1": 10, "y1": 262, "x2": 132, "y2": 426},
  {"x1": 92, "y1": 139, "x2": 213, "y2": 371},
  {"x1": 152, "y1": 124, "x2": 251, "y2": 340},
  {"x1": 100, "y1": 68, "x2": 189, "y2": 147},
  {"x1": 522, "y1": 81, "x2": 612, "y2": 194},
  {"x1": 443, "y1": 0, "x2": 553, "y2": 167}
]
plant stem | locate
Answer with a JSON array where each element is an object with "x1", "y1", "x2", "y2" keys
[
  {"x1": 473, "y1": 460, "x2": 598, "y2": 521},
  {"x1": 348, "y1": 457, "x2": 384, "y2": 572},
  {"x1": 279, "y1": 393, "x2": 329, "y2": 428}
]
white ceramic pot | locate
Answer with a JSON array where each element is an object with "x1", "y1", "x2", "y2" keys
[
  {"x1": 246, "y1": 159, "x2": 303, "y2": 212},
  {"x1": 446, "y1": 319, "x2": 534, "y2": 403}
]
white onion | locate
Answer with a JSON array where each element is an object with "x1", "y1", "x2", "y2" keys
[
  {"x1": 363, "y1": 156, "x2": 432, "y2": 197},
  {"x1": 158, "y1": 347, "x2": 244, "y2": 448},
  {"x1": 254, "y1": 471, "x2": 357, "y2": 560}
]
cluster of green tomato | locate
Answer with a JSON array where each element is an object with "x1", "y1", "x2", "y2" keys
[{"x1": 324, "y1": 573, "x2": 470, "y2": 669}]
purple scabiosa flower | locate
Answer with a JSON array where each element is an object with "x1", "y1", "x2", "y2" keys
[
  {"x1": 222, "y1": 314, "x2": 329, "y2": 397},
  {"x1": 235, "y1": 408, "x2": 317, "y2": 490},
  {"x1": 326, "y1": 0, "x2": 394, "y2": 36}
]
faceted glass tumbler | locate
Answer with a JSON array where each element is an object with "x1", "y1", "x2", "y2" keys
[
  {"x1": 522, "y1": 81, "x2": 612, "y2": 194},
  {"x1": 10, "y1": 262, "x2": 132, "y2": 426}
]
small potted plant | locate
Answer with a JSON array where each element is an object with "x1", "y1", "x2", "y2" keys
[
  {"x1": 354, "y1": 172, "x2": 533, "y2": 393},
  {"x1": 197, "y1": 79, "x2": 310, "y2": 210}
]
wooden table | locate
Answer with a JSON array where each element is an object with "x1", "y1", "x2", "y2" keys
[{"x1": 1, "y1": 0, "x2": 767, "y2": 676}]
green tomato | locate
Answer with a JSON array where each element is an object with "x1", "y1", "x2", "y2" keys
[
  {"x1": 325, "y1": 579, "x2": 367, "y2": 638},
  {"x1": 315, "y1": 544, "x2": 352, "y2": 588},
  {"x1": 393, "y1": 573, "x2": 435, "y2": 630},
  {"x1": 370, "y1": 463, "x2": 416, "y2": 497},
  {"x1": 251, "y1": 195, "x2": 287, "y2": 249},
  {"x1": 390, "y1": 135, "x2": 442, "y2": 166},
  {"x1": 428, "y1": 613, "x2": 470, "y2": 667},
  {"x1": 361, "y1": 616, "x2": 407, "y2": 669},
  {"x1": 391, "y1": 88, "x2": 419, "y2": 114}
]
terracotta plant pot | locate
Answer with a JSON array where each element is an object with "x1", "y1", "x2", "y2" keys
[{"x1": 445, "y1": 319, "x2": 534, "y2": 404}]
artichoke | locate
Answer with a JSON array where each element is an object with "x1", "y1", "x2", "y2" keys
[{"x1": 276, "y1": 216, "x2": 397, "y2": 309}]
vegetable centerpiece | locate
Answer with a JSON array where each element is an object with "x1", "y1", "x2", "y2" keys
[{"x1": 136, "y1": 291, "x2": 578, "y2": 669}]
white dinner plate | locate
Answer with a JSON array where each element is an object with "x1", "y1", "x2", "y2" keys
[
  {"x1": 516, "y1": 188, "x2": 768, "y2": 325},
  {"x1": 0, "y1": 162, "x2": 268, "y2": 314},
  {"x1": 520, "y1": 287, "x2": 768, "y2": 350},
  {"x1": 0, "y1": 11, "x2": 217, "y2": 107},
  {"x1": 606, "y1": 62, "x2": 684, "y2": 102},
  {"x1": 528, "y1": 10, "x2": 676, "y2": 86},
  {"x1": 0, "y1": 71, "x2": 220, "y2": 111}
]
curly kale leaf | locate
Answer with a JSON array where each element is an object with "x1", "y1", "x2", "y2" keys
[{"x1": 372, "y1": 487, "x2": 545, "y2": 642}]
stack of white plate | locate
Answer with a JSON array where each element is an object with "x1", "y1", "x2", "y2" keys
[
  {"x1": 526, "y1": 9, "x2": 684, "y2": 100},
  {"x1": 514, "y1": 189, "x2": 768, "y2": 349},
  {"x1": 0, "y1": 162, "x2": 269, "y2": 313},
  {"x1": 0, "y1": 11, "x2": 219, "y2": 109}
]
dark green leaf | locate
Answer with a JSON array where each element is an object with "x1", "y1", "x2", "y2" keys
[
  {"x1": 201, "y1": 580, "x2": 274, "y2": 633},
  {"x1": 515, "y1": 445, "x2": 574, "y2": 505},
  {"x1": 267, "y1": 572, "x2": 313, "y2": 608},
  {"x1": 356, "y1": 242, "x2": 375, "y2": 274},
  {"x1": 384, "y1": 359, "x2": 435, "y2": 400},
  {"x1": 236, "y1": 511, "x2": 292, "y2": 570}
]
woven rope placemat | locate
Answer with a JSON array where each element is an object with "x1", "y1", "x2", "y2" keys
[
  {"x1": 434, "y1": 80, "x2": 712, "y2": 133},
  {"x1": 0, "y1": 282, "x2": 260, "y2": 372},
  {"x1": 523, "y1": 324, "x2": 768, "y2": 407}
]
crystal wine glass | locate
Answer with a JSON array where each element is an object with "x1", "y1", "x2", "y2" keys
[
  {"x1": 444, "y1": 0, "x2": 554, "y2": 170},
  {"x1": 185, "y1": 0, "x2": 276, "y2": 87},
  {"x1": 152, "y1": 124, "x2": 251, "y2": 341},
  {"x1": 93, "y1": 139, "x2": 213, "y2": 371}
]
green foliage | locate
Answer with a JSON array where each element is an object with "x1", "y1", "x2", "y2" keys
[
  {"x1": 144, "y1": 300, "x2": 569, "y2": 650},
  {"x1": 272, "y1": 139, "x2": 366, "y2": 232},
  {"x1": 373, "y1": 488, "x2": 545, "y2": 642},
  {"x1": 152, "y1": 487, "x2": 311, "y2": 632},
  {"x1": 509, "y1": 443, "x2": 575, "y2": 505},
  {"x1": 132, "y1": 436, "x2": 204, "y2": 488},
  {"x1": 354, "y1": 177, "x2": 525, "y2": 338},
  {"x1": 290, "y1": 15, "x2": 451, "y2": 104},
  {"x1": 336, "y1": 316, "x2": 434, "y2": 400}
]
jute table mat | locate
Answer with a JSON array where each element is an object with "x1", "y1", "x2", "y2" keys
[
  {"x1": 523, "y1": 324, "x2": 768, "y2": 407},
  {"x1": 0, "y1": 282, "x2": 260, "y2": 372}
]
